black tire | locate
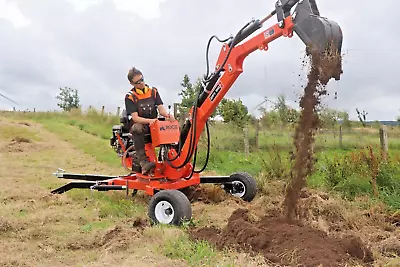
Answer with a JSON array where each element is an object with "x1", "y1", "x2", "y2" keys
[
  {"x1": 225, "y1": 172, "x2": 257, "y2": 202},
  {"x1": 148, "y1": 189, "x2": 192, "y2": 226}
]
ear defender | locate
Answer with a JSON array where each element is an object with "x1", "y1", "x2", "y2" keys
[{"x1": 135, "y1": 87, "x2": 149, "y2": 94}]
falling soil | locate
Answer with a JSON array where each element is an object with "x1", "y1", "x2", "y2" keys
[
  {"x1": 190, "y1": 209, "x2": 374, "y2": 267},
  {"x1": 284, "y1": 46, "x2": 343, "y2": 221},
  {"x1": 190, "y1": 46, "x2": 349, "y2": 267}
]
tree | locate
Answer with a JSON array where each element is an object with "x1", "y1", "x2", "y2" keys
[
  {"x1": 337, "y1": 110, "x2": 351, "y2": 129},
  {"x1": 177, "y1": 74, "x2": 217, "y2": 120},
  {"x1": 318, "y1": 107, "x2": 339, "y2": 129},
  {"x1": 56, "y1": 86, "x2": 80, "y2": 111},
  {"x1": 274, "y1": 94, "x2": 289, "y2": 128},
  {"x1": 218, "y1": 98, "x2": 250, "y2": 128},
  {"x1": 177, "y1": 74, "x2": 197, "y2": 118},
  {"x1": 260, "y1": 109, "x2": 280, "y2": 128}
]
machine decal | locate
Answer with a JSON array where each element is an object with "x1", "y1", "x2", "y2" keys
[
  {"x1": 209, "y1": 83, "x2": 223, "y2": 102},
  {"x1": 264, "y1": 28, "x2": 275, "y2": 38}
]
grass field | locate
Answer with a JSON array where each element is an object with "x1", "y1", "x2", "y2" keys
[
  {"x1": 3, "y1": 109, "x2": 399, "y2": 210},
  {"x1": 1, "y1": 109, "x2": 399, "y2": 266}
]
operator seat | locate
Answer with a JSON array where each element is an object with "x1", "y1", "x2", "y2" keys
[
  {"x1": 120, "y1": 109, "x2": 131, "y2": 133},
  {"x1": 119, "y1": 109, "x2": 152, "y2": 143}
]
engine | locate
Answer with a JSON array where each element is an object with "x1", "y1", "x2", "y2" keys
[{"x1": 110, "y1": 110, "x2": 133, "y2": 157}]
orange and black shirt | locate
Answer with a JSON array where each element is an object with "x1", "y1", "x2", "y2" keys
[{"x1": 125, "y1": 85, "x2": 163, "y2": 119}]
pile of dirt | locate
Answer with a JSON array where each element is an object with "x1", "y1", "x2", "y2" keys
[
  {"x1": 181, "y1": 185, "x2": 229, "y2": 204},
  {"x1": 387, "y1": 212, "x2": 400, "y2": 227},
  {"x1": 190, "y1": 209, "x2": 374, "y2": 266},
  {"x1": 6, "y1": 136, "x2": 35, "y2": 152},
  {"x1": 11, "y1": 136, "x2": 31, "y2": 143},
  {"x1": 0, "y1": 218, "x2": 25, "y2": 235},
  {"x1": 255, "y1": 187, "x2": 397, "y2": 235},
  {"x1": 295, "y1": 192, "x2": 367, "y2": 232},
  {"x1": 130, "y1": 217, "x2": 149, "y2": 229},
  {"x1": 378, "y1": 234, "x2": 400, "y2": 257},
  {"x1": 284, "y1": 46, "x2": 343, "y2": 221},
  {"x1": 67, "y1": 220, "x2": 146, "y2": 252},
  {"x1": 0, "y1": 219, "x2": 13, "y2": 234},
  {"x1": 19, "y1": 122, "x2": 31, "y2": 127}
]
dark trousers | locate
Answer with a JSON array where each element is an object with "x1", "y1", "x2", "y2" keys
[{"x1": 130, "y1": 123, "x2": 150, "y2": 161}]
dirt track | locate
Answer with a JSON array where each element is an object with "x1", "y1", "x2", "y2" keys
[{"x1": 0, "y1": 116, "x2": 399, "y2": 267}]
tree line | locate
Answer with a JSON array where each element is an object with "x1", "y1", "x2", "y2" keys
[
  {"x1": 55, "y1": 75, "x2": 398, "y2": 129},
  {"x1": 176, "y1": 74, "x2": 354, "y2": 130}
]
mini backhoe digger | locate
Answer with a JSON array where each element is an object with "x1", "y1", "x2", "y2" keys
[{"x1": 51, "y1": 0, "x2": 343, "y2": 225}]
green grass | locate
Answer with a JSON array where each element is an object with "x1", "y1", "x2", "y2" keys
[
  {"x1": 0, "y1": 124, "x2": 41, "y2": 142},
  {"x1": 209, "y1": 122, "x2": 400, "y2": 152},
  {"x1": 307, "y1": 148, "x2": 400, "y2": 210},
  {"x1": 378, "y1": 188, "x2": 400, "y2": 210},
  {"x1": 163, "y1": 233, "x2": 217, "y2": 267},
  {"x1": 2, "y1": 109, "x2": 400, "y2": 211},
  {"x1": 5, "y1": 109, "x2": 400, "y2": 153},
  {"x1": 37, "y1": 119, "x2": 122, "y2": 168},
  {"x1": 80, "y1": 221, "x2": 112, "y2": 233},
  {"x1": 196, "y1": 149, "x2": 263, "y2": 176},
  {"x1": 67, "y1": 190, "x2": 146, "y2": 219}
]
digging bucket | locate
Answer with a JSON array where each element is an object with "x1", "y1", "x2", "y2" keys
[{"x1": 292, "y1": 0, "x2": 343, "y2": 55}]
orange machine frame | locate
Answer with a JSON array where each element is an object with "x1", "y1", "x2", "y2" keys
[
  {"x1": 116, "y1": 17, "x2": 294, "y2": 195},
  {"x1": 52, "y1": 16, "x2": 295, "y2": 196},
  {"x1": 163, "y1": 17, "x2": 294, "y2": 175}
]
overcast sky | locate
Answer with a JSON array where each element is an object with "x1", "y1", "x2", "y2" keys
[{"x1": 0, "y1": 0, "x2": 398, "y2": 121}]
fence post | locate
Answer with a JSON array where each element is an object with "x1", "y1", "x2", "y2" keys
[
  {"x1": 339, "y1": 125, "x2": 343, "y2": 148},
  {"x1": 173, "y1": 103, "x2": 179, "y2": 119},
  {"x1": 243, "y1": 127, "x2": 250, "y2": 157},
  {"x1": 116, "y1": 106, "x2": 120, "y2": 116},
  {"x1": 379, "y1": 125, "x2": 388, "y2": 161},
  {"x1": 255, "y1": 119, "x2": 260, "y2": 150}
]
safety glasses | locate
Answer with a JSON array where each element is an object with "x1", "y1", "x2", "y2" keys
[{"x1": 133, "y1": 77, "x2": 144, "y2": 85}]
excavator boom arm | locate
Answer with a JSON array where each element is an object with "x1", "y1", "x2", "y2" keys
[
  {"x1": 169, "y1": 17, "x2": 295, "y2": 169},
  {"x1": 166, "y1": 0, "x2": 342, "y2": 175}
]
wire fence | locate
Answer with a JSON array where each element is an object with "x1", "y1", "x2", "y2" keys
[
  {"x1": 2, "y1": 107, "x2": 398, "y2": 155},
  {"x1": 205, "y1": 123, "x2": 398, "y2": 155}
]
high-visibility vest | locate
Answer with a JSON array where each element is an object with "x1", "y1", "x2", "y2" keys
[{"x1": 125, "y1": 85, "x2": 158, "y2": 119}]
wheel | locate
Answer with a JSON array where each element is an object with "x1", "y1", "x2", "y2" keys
[
  {"x1": 224, "y1": 172, "x2": 257, "y2": 202},
  {"x1": 148, "y1": 189, "x2": 192, "y2": 225}
]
